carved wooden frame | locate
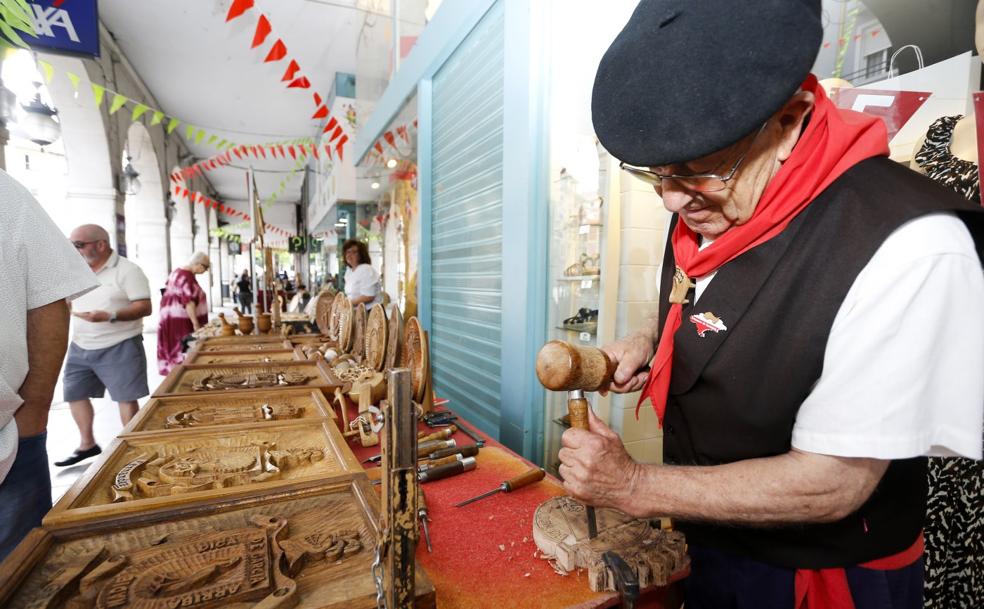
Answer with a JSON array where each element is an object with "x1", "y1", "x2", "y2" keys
[
  {"x1": 121, "y1": 388, "x2": 337, "y2": 436},
  {"x1": 153, "y1": 361, "x2": 339, "y2": 398},
  {"x1": 191, "y1": 336, "x2": 293, "y2": 353},
  {"x1": 182, "y1": 347, "x2": 305, "y2": 365},
  {"x1": 43, "y1": 420, "x2": 364, "y2": 530}
]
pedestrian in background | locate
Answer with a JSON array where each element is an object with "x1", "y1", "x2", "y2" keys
[
  {"x1": 157, "y1": 252, "x2": 209, "y2": 375},
  {"x1": 55, "y1": 224, "x2": 152, "y2": 467}
]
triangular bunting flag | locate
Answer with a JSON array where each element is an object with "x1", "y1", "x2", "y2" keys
[
  {"x1": 281, "y1": 59, "x2": 301, "y2": 82},
  {"x1": 329, "y1": 126, "x2": 343, "y2": 142},
  {"x1": 234, "y1": 148, "x2": 243, "y2": 160},
  {"x1": 218, "y1": 139, "x2": 227, "y2": 148},
  {"x1": 311, "y1": 144, "x2": 319, "y2": 159},
  {"x1": 324, "y1": 144, "x2": 333, "y2": 158},
  {"x1": 109, "y1": 93, "x2": 128, "y2": 114},
  {"x1": 258, "y1": 147, "x2": 267, "y2": 159},
  {"x1": 185, "y1": 125, "x2": 196, "y2": 140},
  {"x1": 131, "y1": 104, "x2": 150, "y2": 121},
  {"x1": 374, "y1": 142, "x2": 383, "y2": 154},
  {"x1": 287, "y1": 76, "x2": 311, "y2": 89},
  {"x1": 288, "y1": 146, "x2": 296, "y2": 160},
  {"x1": 91, "y1": 83, "x2": 106, "y2": 107},
  {"x1": 38, "y1": 60, "x2": 54, "y2": 84},
  {"x1": 225, "y1": 0, "x2": 254, "y2": 22},
  {"x1": 397, "y1": 125, "x2": 408, "y2": 141},
  {"x1": 207, "y1": 134, "x2": 218, "y2": 145},
  {"x1": 313, "y1": 92, "x2": 322, "y2": 106},
  {"x1": 150, "y1": 111, "x2": 165, "y2": 126},
  {"x1": 335, "y1": 135, "x2": 348, "y2": 161},
  {"x1": 66, "y1": 72, "x2": 81, "y2": 92},
  {"x1": 312, "y1": 105, "x2": 328, "y2": 119},
  {"x1": 270, "y1": 146, "x2": 279, "y2": 159},
  {"x1": 264, "y1": 39, "x2": 287, "y2": 62},
  {"x1": 383, "y1": 131, "x2": 396, "y2": 148},
  {"x1": 166, "y1": 118, "x2": 180, "y2": 134},
  {"x1": 252, "y1": 14, "x2": 272, "y2": 48},
  {"x1": 324, "y1": 117, "x2": 338, "y2": 132}
]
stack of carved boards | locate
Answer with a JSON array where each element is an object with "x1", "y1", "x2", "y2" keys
[{"x1": 0, "y1": 330, "x2": 436, "y2": 609}]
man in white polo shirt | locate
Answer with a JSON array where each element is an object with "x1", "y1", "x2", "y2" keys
[
  {"x1": 54, "y1": 224, "x2": 152, "y2": 467},
  {"x1": 0, "y1": 179, "x2": 97, "y2": 559}
]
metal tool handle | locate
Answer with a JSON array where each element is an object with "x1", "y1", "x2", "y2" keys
[
  {"x1": 503, "y1": 468, "x2": 546, "y2": 492},
  {"x1": 568, "y1": 397, "x2": 590, "y2": 431}
]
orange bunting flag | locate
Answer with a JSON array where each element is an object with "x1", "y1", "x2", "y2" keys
[
  {"x1": 264, "y1": 39, "x2": 287, "y2": 62},
  {"x1": 288, "y1": 146, "x2": 297, "y2": 160},
  {"x1": 329, "y1": 126, "x2": 343, "y2": 142},
  {"x1": 383, "y1": 131, "x2": 396, "y2": 148},
  {"x1": 313, "y1": 92, "x2": 322, "y2": 106},
  {"x1": 397, "y1": 125, "x2": 408, "y2": 141},
  {"x1": 288, "y1": 76, "x2": 311, "y2": 89},
  {"x1": 278, "y1": 145, "x2": 286, "y2": 157},
  {"x1": 233, "y1": 148, "x2": 243, "y2": 160},
  {"x1": 312, "y1": 105, "x2": 328, "y2": 119},
  {"x1": 270, "y1": 146, "x2": 279, "y2": 159},
  {"x1": 250, "y1": 146, "x2": 258, "y2": 157},
  {"x1": 281, "y1": 59, "x2": 300, "y2": 82},
  {"x1": 252, "y1": 15, "x2": 272, "y2": 48},
  {"x1": 259, "y1": 147, "x2": 267, "y2": 159},
  {"x1": 374, "y1": 142, "x2": 383, "y2": 154},
  {"x1": 324, "y1": 117, "x2": 338, "y2": 132},
  {"x1": 311, "y1": 144, "x2": 319, "y2": 159},
  {"x1": 335, "y1": 135, "x2": 348, "y2": 161},
  {"x1": 226, "y1": 0, "x2": 254, "y2": 22}
]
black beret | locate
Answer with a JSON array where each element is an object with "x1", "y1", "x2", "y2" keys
[{"x1": 592, "y1": 0, "x2": 822, "y2": 167}]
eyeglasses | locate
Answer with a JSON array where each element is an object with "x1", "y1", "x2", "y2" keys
[
  {"x1": 620, "y1": 123, "x2": 768, "y2": 193},
  {"x1": 71, "y1": 240, "x2": 101, "y2": 249}
]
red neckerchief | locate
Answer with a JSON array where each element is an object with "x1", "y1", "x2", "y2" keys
[{"x1": 637, "y1": 74, "x2": 889, "y2": 423}]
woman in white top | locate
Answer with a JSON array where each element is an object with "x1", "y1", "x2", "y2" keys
[{"x1": 342, "y1": 239, "x2": 381, "y2": 306}]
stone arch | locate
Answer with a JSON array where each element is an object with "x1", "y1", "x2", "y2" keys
[{"x1": 122, "y1": 122, "x2": 168, "y2": 312}]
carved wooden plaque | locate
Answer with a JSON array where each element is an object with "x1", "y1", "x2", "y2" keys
[
  {"x1": 183, "y1": 349, "x2": 303, "y2": 365},
  {"x1": 532, "y1": 496, "x2": 689, "y2": 592},
  {"x1": 44, "y1": 422, "x2": 363, "y2": 529},
  {"x1": 154, "y1": 362, "x2": 337, "y2": 397},
  {"x1": 350, "y1": 304, "x2": 367, "y2": 360},
  {"x1": 401, "y1": 317, "x2": 429, "y2": 403},
  {"x1": 327, "y1": 293, "x2": 346, "y2": 340},
  {"x1": 332, "y1": 296, "x2": 353, "y2": 353},
  {"x1": 385, "y1": 304, "x2": 403, "y2": 371},
  {"x1": 315, "y1": 291, "x2": 335, "y2": 336},
  {"x1": 365, "y1": 304, "x2": 387, "y2": 371},
  {"x1": 4, "y1": 481, "x2": 436, "y2": 609},
  {"x1": 193, "y1": 336, "x2": 293, "y2": 353},
  {"x1": 122, "y1": 389, "x2": 335, "y2": 435}
]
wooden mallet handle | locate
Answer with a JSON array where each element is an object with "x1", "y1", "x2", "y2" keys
[
  {"x1": 536, "y1": 340, "x2": 617, "y2": 392},
  {"x1": 567, "y1": 397, "x2": 590, "y2": 431}
]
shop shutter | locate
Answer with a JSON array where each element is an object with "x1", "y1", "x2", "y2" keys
[{"x1": 429, "y1": 1, "x2": 504, "y2": 435}]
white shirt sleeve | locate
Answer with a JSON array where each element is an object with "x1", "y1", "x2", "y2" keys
[
  {"x1": 120, "y1": 259, "x2": 152, "y2": 301},
  {"x1": 345, "y1": 264, "x2": 381, "y2": 300},
  {"x1": 792, "y1": 213, "x2": 984, "y2": 460}
]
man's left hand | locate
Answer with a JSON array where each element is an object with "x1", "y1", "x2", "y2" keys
[
  {"x1": 73, "y1": 310, "x2": 110, "y2": 322},
  {"x1": 558, "y1": 407, "x2": 644, "y2": 514}
]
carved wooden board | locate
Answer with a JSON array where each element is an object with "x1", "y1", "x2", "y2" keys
[
  {"x1": 532, "y1": 496, "x2": 689, "y2": 592},
  {"x1": 183, "y1": 348, "x2": 303, "y2": 365},
  {"x1": 153, "y1": 361, "x2": 337, "y2": 397},
  {"x1": 365, "y1": 304, "x2": 387, "y2": 371},
  {"x1": 122, "y1": 389, "x2": 336, "y2": 435},
  {"x1": 3, "y1": 480, "x2": 436, "y2": 609},
  {"x1": 44, "y1": 421, "x2": 363, "y2": 529},
  {"x1": 350, "y1": 304, "x2": 367, "y2": 360},
  {"x1": 315, "y1": 291, "x2": 335, "y2": 336},
  {"x1": 401, "y1": 317, "x2": 429, "y2": 403},
  {"x1": 193, "y1": 336, "x2": 293, "y2": 353},
  {"x1": 385, "y1": 304, "x2": 403, "y2": 371}
]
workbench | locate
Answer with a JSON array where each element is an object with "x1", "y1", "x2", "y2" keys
[{"x1": 347, "y1": 406, "x2": 687, "y2": 609}]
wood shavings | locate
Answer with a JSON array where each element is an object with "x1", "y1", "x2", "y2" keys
[
  {"x1": 498, "y1": 544, "x2": 505, "y2": 551},
  {"x1": 523, "y1": 573, "x2": 531, "y2": 577}
]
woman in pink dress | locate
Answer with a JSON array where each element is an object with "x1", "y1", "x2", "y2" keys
[{"x1": 157, "y1": 252, "x2": 210, "y2": 375}]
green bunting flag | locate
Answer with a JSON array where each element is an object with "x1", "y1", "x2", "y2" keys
[
  {"x1": 108, "y1": 93, "x2": 128, "y2": 114},
  {"x1": 66, "y1": 72, "x2": 81, "y2": 92},
  {"x1": 150, "y1": 111, "x2": 165, "y2": 126},
  {"x1": 91, "y1": 83, "x2": 105, "y2": 107},
  {"x1": 166, "y1": 117, "x2": 180, "y2": 134},
  {"x1": 185, "y1": 124, "x2": 195, "y2": 140},
  {"x1": 131, "y1": 103, "x2": 150, "y2": 122},
  {"x1": 194, "y1": 129, "x2": 206, "y2": 144},
  {"x1": 37, "y1": 60, "x2": 53, "y2": 84}
]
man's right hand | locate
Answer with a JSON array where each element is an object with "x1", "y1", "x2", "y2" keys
[{"x1": 601, "y1": 332, "x2": 655, "y2": 394}]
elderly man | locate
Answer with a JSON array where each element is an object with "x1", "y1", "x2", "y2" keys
[
  {"x1": 559, "y1": 1, "x2": 984, "y2": 607},
  {"x1": 55, "y1": 224, "x2": 152, "y2": 467},
  {"x1": 0, "y1": 183, "x2": 97, "y2": 559}
]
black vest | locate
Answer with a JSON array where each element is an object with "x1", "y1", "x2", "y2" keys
[{"x1": 658, "y1": 157, "x2": 984, "y2": 569}]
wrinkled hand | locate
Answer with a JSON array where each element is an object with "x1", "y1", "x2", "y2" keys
[
  {"x1": 601, "y1": 332, "x2": 654, "y2": 394},
  {"x1": 73, "y1": 310, "x2": 110, "y2": 322},
  {"x1": 558, "y1": 408, "x2": 643, "y2": 514}
]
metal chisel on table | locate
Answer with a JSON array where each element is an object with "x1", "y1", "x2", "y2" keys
[{"x1": 454, "y1": 468, "x2": 546, "y2": 507}]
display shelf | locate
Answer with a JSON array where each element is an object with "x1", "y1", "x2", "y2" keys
[
  {"x1": 554, "y1": 326, "x2": 597, "y2": 337},
  {"x1": 555, "y1": 275, "x2": 601, "y2": 282}
]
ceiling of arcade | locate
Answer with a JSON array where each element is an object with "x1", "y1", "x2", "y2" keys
[{"x1": 92, "y1": 0, "x2": 415, "y2": 209}]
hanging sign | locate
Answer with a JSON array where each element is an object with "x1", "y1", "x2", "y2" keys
[
  {"x1": 828, "y1": 88, "x2": 931, "y2": 141},
  {"x1": 288, "y1": 235, "x2": 307, "y2": 253},
  {"x1": 20, "y1": 0, "x2": 100, "y2": 58}
]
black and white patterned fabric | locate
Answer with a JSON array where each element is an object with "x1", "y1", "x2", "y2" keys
[
  {"x1": 914, "y1": 115, "x2": 981, "y2": 203},
  {"x1": 915, "y1": 114, "x2": 983, "y2": 609}
]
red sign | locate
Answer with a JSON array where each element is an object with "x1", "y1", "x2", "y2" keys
[
  {"x1": 975, "y1": 93, "x2": 984, "y2": 207},
  {"x1": 828, "y1": 89, "x2": 932, "y2": 141}
]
